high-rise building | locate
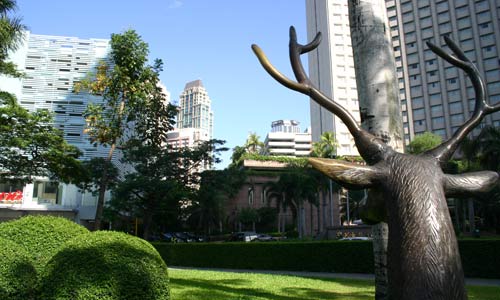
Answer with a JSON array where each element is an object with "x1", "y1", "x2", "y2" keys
[
  {"x1": 0, "y1": 32, "x2": 113, "y2": 224},
  {"x1": 306, "y1": 0, "x2": 500, "y2": 149},
  {"x1": 306, "y1": 0, "x2": 361, "y2": 156},
  {"x1": 176, "y1": 80, "x2": 214, "y2": 140},
  {"x1": 386, "y1": 0, "x2": 500, "y2": 143},
  {"x1": 0, "y1": 32, "x2": 112, "y2": 160},
  {"x1": 264, "y1": 120, "x2": 312, "y2": 156}
]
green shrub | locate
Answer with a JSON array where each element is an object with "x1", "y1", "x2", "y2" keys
[
  {"x1": 0, "y1": 215, "x2": 88, "y2": 272},
  {"x1": 40, "y1": 231, "x2": 169, "y2": 300},
  {"x1": 0, "y1": 237, "x2": 37, "y2": 300},
  {"x1": 154, "y1": 241, "x2": 374, "y2": 273},
  {"x1": 459, "y1": 240, "x2": 500, "y2": 279}
]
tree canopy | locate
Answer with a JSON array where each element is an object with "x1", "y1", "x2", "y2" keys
[{"x1": 406, "y1": 131, "x2": 442, "y2": 154}]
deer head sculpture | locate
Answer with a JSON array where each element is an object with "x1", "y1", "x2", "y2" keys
[{"x1": 252, "y1": 27, "x2": 500, "y2": 300}]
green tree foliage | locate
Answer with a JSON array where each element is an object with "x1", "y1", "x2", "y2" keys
[
  {"x1": 110, "y1": 137, "x2": 228, "y2": 239},
  {"x1": 0, "y1": 0, "x2": 26, "y2": 78},
  {"x1": 474, "y1": 126, "x2": 500, "y2": 171},
  {"x1": 229, "y1": 145, "x2": 247, "y2": 167},
  {"x1": 311, "y1": 131, "x2": 338, "y2": 158},
  {"x1": 244, "y1": 132, "x2": 264, "y2": 154},
  {"x1": 75, "y1": 29, "x2": 165, "y2": 230},
  {"x1": 269, "y1": 167, "x2": 319, "y2": 238},
  {"x1": 238, "y1": 207, "x2": 259, "y2": 226},
  {"x1": 406, "y1": 131, "x2": 442, "y2": 154},
  {"x1": 188, "y1": 168, "x2": 246, "y2": 235},
  {"x1": 463, "y1": 126, "x2": 500, "y2": 233},
  {"x1": 0, "y1": 100, "x2": 84, "y2": 184}
]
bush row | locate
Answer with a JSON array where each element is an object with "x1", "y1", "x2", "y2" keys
[{"x1": 153, "y1": 239, "x2": 500, "y2": 279}]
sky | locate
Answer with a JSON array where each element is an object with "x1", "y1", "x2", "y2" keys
[{"x1": 16, "y1": 0, "x2": 311, "y2": 169}]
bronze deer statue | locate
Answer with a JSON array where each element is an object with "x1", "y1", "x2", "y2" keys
[{"x1": 252, "y1": 27, "x2": 500, "y2": 300}]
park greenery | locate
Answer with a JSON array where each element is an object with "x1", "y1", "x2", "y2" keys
[
  {"x1": 168, "y1": 268, "x2": 500, "y2": 300},
  {"x1": 0, "y1": 215, "x2": 169, "y2": 300},
  {"x1": 1, "y1": 0, "x2": 500, "y2": 242}
]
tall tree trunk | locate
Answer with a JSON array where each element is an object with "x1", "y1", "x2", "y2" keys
[
  {"x1": 93, "y1": 98, "x2": 126, "y2": 231},
  {"x1": 322, "y1": 189, "x2": 328, "y2": 231},
  {"x1": 93, "y1": 144, "x2": 114, "y2": 231},
  {"x1": 348, "y1": 1, "x2": 404, "y2": 299},
  {"x1": 468, "y1": 199, "x2": 475, "y2": 233},
  {"x1": 455, "y1": 198, "x2": 461, "y2": 233}
]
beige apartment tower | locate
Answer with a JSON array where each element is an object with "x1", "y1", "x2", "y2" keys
[{"x1": 307, "y1": 0, "x2": 500, "y2": 147}]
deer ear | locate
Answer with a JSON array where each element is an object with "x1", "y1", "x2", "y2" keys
[
  {"x1": 308, "y1": 157, "x2": 384, "y2": 189},
  {"x1": 444, "y1": 171, "x2": 499, "y2": 197}
]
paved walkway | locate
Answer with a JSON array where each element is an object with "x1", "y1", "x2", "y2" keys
[{"x1": 170, "y1": 266, "x2": 500, "y2": 287}]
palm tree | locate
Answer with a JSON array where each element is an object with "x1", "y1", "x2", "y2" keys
[
  {"x1": 0, "y1": 0, "x2": 26, "y2": 78},
  {"x1": 474, "y1": 126, "x2": 500, "y2": 171},
  {"x1": 467, "y1": 126, "x2": 500, "y2": 234},
  {"x1": 311, "y1": 131, "x2": 339, "y2": 230},
  {"x1": 245, "y1": 132, "x2": 264, "y2": 154},
  {"x1": 311, "y1": 131, "x2": 338, "y2": 158}
]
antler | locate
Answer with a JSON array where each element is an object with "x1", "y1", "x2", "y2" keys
[
  {"x1": 426, "y1": 37, "x2": 500, "y2": 166},
  {"x1": 252, "y1": 26, "x2": 388, "y2": 164}
]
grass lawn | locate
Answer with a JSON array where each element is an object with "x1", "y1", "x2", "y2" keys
[{"x1": 169, "y1": 268, "x2": 500, "y2": 300}]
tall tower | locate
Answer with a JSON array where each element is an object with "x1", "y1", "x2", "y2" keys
[
  {"x1": 385, "y1": 0, "x2": 500, "y2": 143},
  {"x1": 306, "y1": 0, "x2": 360, "y2": 156},
  {"x1": 177, "y1": 79, "x2": 214, "y2": 141},
  {"x1": 306, "y1": 0, "x2": 500, "y2": 149},
  {"x1": 0, "y1": 32, "x2": 112, "y2": 160}
]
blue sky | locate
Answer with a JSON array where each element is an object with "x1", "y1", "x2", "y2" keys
[{"x1": 16, "y1": 0, "x2": 311, "y2": 168}]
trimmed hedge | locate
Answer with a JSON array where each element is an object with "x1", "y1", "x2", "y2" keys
[
  {"x1": 0, "y1": 215, "x2": 89, "y2": 272},
  {"x1": 153, "y1": 239, "x2": 500, "y2": 279},
  {"x1": 459, "y1": 240, "x2": 500, "y2": 278},
  {"x1": 40, "y1": 231, "x2": 170, "y2": 300},
  {"x1": 154, "y1": 241, "x2": 374, "y2": 273},
  {"x1": 0, "y1": 237, "x2": 37, "y2": 300}
]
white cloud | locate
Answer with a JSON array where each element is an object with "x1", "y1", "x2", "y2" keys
[{"x1": 169, "y1": 0, "x2": 183, "y2": 9}]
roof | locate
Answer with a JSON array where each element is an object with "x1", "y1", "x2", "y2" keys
[{"x1": 184, "y1": 79, "x2": 204, "y2": 89}]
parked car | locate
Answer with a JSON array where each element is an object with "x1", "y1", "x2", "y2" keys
[
  {"x1": 161, "y1": 232, "x2": 205, "y2": 243},
  {"x1": 339, "y1": 236, "x2": 372, "y2": 241},
  {"x1": 228, "y1": 231, "x2": 258, "y2": 242},
  {"x1": 252, "y1": 234, "x2": 276, "y2": 242}
]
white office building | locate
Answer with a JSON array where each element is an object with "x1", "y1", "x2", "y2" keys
[
  {"x1": 306, "y1": 0, "x2": 361, "y2": 156},
  {"x1": 0, "y1": 32, "x2": 112, "y2": 224},
  {"x1": 264, "y1": 120, "x2": 312, "y2": 157}
]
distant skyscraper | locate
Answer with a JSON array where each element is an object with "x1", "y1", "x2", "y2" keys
[
  {"x1": 264, "y1": 120, "x2": 312, "y2": 157},
  {"x1": 306, "y1": 0, "x2": 360, "y2": 156},
  {"x1": 176, "y1": 80, "x2": 214, "y2": 140},
  {"x1": 0, "y1": 31, "x2": 112, "y2": 160}
]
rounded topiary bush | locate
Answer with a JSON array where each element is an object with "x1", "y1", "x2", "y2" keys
[
  {"x1": 39, "y1": 231, "x2": 170, "y2": 300},
  {"x1": 0, "y1": 237, "x2": 38, "y2": 300},
  {"x1": 0, "y1": 215, "x2": 89, "y2": 271}
]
